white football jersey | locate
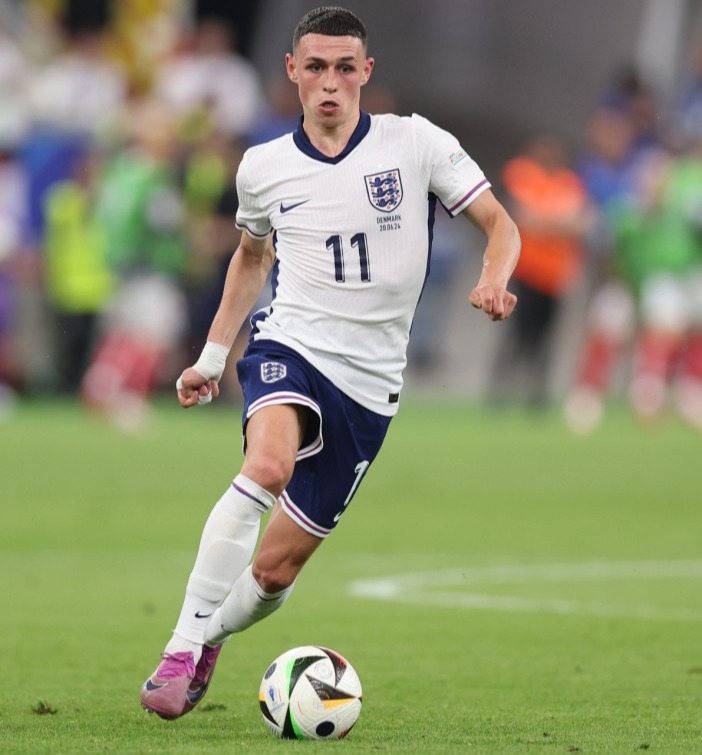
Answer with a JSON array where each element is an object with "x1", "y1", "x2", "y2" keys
[{"x1": 235, "y1": 112, "x2": 489, "y2": 415}]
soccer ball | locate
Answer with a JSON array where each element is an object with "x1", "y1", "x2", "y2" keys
[{"x1": 258, "y1": 645, "x2": 363, "y2": 740}]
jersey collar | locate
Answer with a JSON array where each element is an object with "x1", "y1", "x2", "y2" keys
[{"x1": 293, "y1": 111, "x2": 371, "y2": 164}]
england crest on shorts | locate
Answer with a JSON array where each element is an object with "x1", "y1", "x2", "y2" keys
[
  {"x1": 364, "y1": 169, "x2": 403, "y2": 212},
  {"x1": 260, "y1": 362, "x2": 287, "y2": 383}
]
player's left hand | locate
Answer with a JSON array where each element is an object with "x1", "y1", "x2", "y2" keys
[{"x1": 469, "y1": 285, "x2": 517, "y2": 321}]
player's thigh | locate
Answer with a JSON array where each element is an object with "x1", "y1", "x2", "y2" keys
[
  {"x1": 242, "y1": 404, "x2": 310, "y2": 494},
  {"x1": 252, "y1": 502, "x2": 324, "y2": 591}
]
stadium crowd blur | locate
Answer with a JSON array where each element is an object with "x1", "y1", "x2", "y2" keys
[{"x1": 2, "y1": 1, "x2": 702, "y2": 434}]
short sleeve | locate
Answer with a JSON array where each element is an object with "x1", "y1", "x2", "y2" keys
[
  {"x1": 234, "y1": 153, "x2": 272, "y2": 238},
  {"x1": 411, "y1": 113, "x2": 491, "y2": 217}
]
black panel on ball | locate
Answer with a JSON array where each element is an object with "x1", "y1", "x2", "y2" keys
[
  {"x1": 263, "y1": 662, "x2": 277, "y2": 680},
  {"x1": 287, "y1": 655, "x2": 324, "y2": 696},
  {"x1": 319, "y1": 646, "x2": 348, "y2": 686},
  {"x1": 282, "y1": 708, "x2": 298, "y2": 740},
  {"x1": 316, "y1": 721, "x2": 336, "y2": 737},
  {"x1": 259, "y1": 699, "x2": 277, "y2": 726}
]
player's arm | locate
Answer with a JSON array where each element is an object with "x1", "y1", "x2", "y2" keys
[
  {"x1": 177, "y1": 231, "x2": 275, "y2": 408},
  {"x1": 461, "y1": 189, "x2": 521, "y2": 321}
]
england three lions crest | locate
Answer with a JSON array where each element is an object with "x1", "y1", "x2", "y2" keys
[
  {"x1": 365, "y1": 169, "x2": 403, "y2": 213},
  {"x1": 260, "y1": 362, "x2": 286, "y2": 383}
]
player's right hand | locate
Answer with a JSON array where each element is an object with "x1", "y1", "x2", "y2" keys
[{"x1": 176, "y1": 367, "x2": 220, "y2": 408}]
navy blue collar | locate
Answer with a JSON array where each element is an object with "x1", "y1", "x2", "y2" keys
[{"x1": 293, "y1": 111, "x2": 371, "y2": 163}]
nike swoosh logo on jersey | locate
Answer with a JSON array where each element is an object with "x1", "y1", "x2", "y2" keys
[{"x1": 280, "y1": 200, "x2": 310, "y2": 213}]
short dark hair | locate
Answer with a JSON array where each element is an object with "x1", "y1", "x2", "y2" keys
[{"x1": 292, "y1": 6, "x2": 367, "y2": 51}]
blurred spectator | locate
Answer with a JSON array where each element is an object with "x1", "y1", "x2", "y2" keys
[
  {"x1": 182, "y1": 137, "x2": 240, "y2": 345},
  {"x1": 103, "y1": 0, "x2": 181, "y2": 97},
  {"x1": 625, "y1": 138, "x2": 702, "y2": 428},
  {"x1": 43, "y1": 152, "x2": 113, "y2": 394},
  {"x1": 563, "y1": 69, "x2": 673, "y2": 433},
  {"x1": 1, "y1": 16, "x2": 29, "y2": 411},
  {"x1": 489, "y1": 135, "x2": 591, "y2": 406},
  {"x1": 21, "y1": 19, "x2": 127, "y2": 244},
  {"x1": 565, "y1": 124, "x2": 702, "y2": 431},
  {"x1": 563, "y1": 107, "x2": 643, "y2": 432},
  {"x1": 81, "y1": 100, "x2": 188, "y2": 432},
  {"x1": 182, "y1": 138, "x2": 264, "y2": 400},
  {"x1": 578, "y1": 107, "x2": 640, "y2": 219},
  {"x1": 28, "y1": 26, "x2": 127, "y2": 141},
  {"x1": 0, "y1": 19, "x2": 30, "y2": 149},
  {"x1": 196, "y1": 0, "x2": 262, "y2": 58},
  {"x1": 155, "y1": 17, "x2": 265, "y2": 140},
  {"x1": 599, "y1": 67, "x2": 663, "y2": 153},
  {"x1": 19, "y1": 128, "x2": 89, "y2": 248},
  {"x1": 675, "y1": 36, "x2": 702, "y2": 145},
  {"x1": 0, "y1": 141, "x2": 27, "y2": 416},
  {"x1": 246, "y1": 75, "x2": 301, "y2": 146}
]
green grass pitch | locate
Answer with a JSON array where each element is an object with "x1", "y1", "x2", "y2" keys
[{"x1": 1, "y1": 399, "x2": 701, "y2": 753}]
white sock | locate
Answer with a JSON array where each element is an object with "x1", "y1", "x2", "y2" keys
[
  {"x1": 167, "y1": 475, "x2": 276, "y2": 651},
  {"x1": 164, "y1": 633, "x2": 202, "y2": 659},
  {"x1": 203, "y1": 565, "x2": 295, "y2": 646}
]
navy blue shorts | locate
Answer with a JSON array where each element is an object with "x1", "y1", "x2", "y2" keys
[{"x1": 236, "y1": 340, "x2": 392, "y2": 537}]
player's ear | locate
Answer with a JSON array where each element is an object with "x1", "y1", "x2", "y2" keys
[
  {"x1": 361, "y1": 56, "x2": 375, "y2": 86},
  {"x1": 285, "y1": 53, "x2": 298, "y2": 83}
]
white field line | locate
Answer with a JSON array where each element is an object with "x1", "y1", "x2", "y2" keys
[{"x1": 347, "y1": 560, "x2": 702, "y2": 621}]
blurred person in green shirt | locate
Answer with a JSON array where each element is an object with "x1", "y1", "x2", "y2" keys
[
  {"x1": 81, "y1": 101, "x2": 188, "y2": 432},
  {"x1": 621, "y1": 135, "x2": 702, "y2": 428}
]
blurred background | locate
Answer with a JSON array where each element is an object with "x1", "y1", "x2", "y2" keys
[{"x1": 3, "y1": 0, "x2": 702, "y2": 434}]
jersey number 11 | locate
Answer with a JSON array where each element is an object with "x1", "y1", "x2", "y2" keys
[{"x1": 326, "y1": 233, "x2": 371, "y2": 283}]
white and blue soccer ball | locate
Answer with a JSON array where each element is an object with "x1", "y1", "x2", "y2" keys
[{"x1": 259, "y1": 645, "x2": 363, "y2": 740}]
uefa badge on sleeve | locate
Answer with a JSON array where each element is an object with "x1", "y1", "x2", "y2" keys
[{"x1": 261, "y1": 362, "x2": 287, "y2": 384}]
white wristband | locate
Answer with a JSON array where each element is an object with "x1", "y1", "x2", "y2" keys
[{"x1": 192, "y1": 341, "x2": 230, "y2": 381}]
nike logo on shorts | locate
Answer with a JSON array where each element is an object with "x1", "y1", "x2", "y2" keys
[{"x1": 195, "y1": 611, "x2": 213, "y2": 619}]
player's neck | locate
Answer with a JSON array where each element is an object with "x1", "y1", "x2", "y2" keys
[{"x1": 302, "y1": 111, "x2": 362, "y2": 158}]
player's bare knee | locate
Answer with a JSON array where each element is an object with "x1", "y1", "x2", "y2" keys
[{"x1": 241, "y1": 453, "x2": 294, "y2": 498}]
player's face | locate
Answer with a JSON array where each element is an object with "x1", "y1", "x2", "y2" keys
[{"x1": 286, "y1": 34, "x2": 374, "y2": 131}]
